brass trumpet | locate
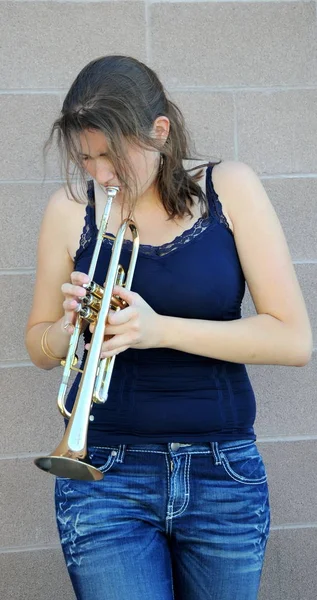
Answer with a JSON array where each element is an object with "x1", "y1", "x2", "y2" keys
[{"x1": 34, "y1": 186, "x2": 139, "y2": 481}]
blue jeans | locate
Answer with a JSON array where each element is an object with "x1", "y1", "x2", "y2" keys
[{"x1": 55, "y1": 440, "x2": 270, "y2": 600}]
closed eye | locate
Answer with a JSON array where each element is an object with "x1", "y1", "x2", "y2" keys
[{"x1": 79, "y1": 153, "x2": 109, "y2": 160}]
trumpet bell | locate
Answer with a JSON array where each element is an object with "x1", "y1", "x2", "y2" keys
[{"x1": 34, "y1": 455, "x2": 104, "y2": 481}]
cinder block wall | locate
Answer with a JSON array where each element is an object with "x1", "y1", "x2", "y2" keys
[{"x1": 1, "y1": 1, "x2": 316, "y2": 598}]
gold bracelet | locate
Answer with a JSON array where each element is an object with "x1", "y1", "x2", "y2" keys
[{"x1": 41, "y1": 324, "x2": 65, "y2": 361}]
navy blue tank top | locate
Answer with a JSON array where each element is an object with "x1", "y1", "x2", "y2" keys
[{"x1": 65, "y1": 164, "x2": 256, "y2": 444}]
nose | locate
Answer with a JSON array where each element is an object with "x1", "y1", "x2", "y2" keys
[{"x1": 94, "y1": 158, "x2": 116, "y2": 186}]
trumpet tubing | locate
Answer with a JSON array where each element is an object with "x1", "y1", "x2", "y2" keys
[{"x1": 34, "y1": 186, "x2": 139, "y2": 481}]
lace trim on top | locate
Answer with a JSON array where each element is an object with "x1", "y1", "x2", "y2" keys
[
  {"x1": 75, "y1": 164, "x2": 232, "y2": 261},
  {"x1": 78, "y1": 220, "x2": 93, "y2": 252},
  {"x1": 74, "y1": 182, "x2": 96, "y2": 262},
  {"x1": 103, "y1": 215, "x2": 214, "y2": 257},
  {"x1": 214, "y1": 199, "x2": 231, "y2": 231}
]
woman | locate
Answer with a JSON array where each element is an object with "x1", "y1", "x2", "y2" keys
[{"x1": 25, "y1": 55, "x2": 312, "y2": 600}]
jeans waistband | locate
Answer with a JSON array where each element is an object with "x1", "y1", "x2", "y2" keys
[{"x1": 90, "y1": 439, "x2": 256, "y2": 465}]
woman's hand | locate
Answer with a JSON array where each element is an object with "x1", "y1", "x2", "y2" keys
[
  {"x1": 86, "y1": 285, "x2": 164, "y2": 357},
  {"x1": 61, "y1": 271, "x2": 90, "y2": 335}
]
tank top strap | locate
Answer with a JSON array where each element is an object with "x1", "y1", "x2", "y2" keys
[
  {"x1": 73, "y1": 179, "x2": 97, "y2": 263},
  {"x1": 86, "y1": 179, "x2": 97, "y2": 228},
  {"x1": 205, "y1": 162, "x2": 232, "y2": 233}
]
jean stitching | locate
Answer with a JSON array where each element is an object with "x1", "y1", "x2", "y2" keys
[
  {"x1": 90, "y1": 446, "x2": 168, "y2": 455},
  {"x1": 100, "y1": 454, "x2": 117, "y2": 473},
  {"x1": 116, "y1": 444, "x2": 126, "y2": 463},
  {"x1": 220, "y1": 441, "x2": 255, "y2": 452},
  {"x1": 220, "y1": 453, "x2": 267, "y2": 485},
  {"x1": 89, "y1": 445, "x2": 118, "y2": 451},
  {"x1": 212, "y1": 441, "x2": 221, "y2": 465},
  {"x1": 125, "y1": 448, "x2": 168, "y2": 455},
  {"x1": 166, "y1": 457, "x2": 180, "y2": 521},
  {"x1": 164, "y1": 453, "x2": 171, "y2": 497},
  {"x1": 171, "y1": 450, "x2": 211, "y2": 457},
  {"x1": 171, "y1": 454, "x2": 191, "y2": 517},
  {"x1": 164, "y1": 454, "x2": 172, "y2": 535}
]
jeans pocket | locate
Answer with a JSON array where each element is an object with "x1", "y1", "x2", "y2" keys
[
  {"x1": 87, "y1": 445, "x2": 119, "y2": 474},
  {"x1": 220, "y1": 442, "x2": 268, "y2": 485}
]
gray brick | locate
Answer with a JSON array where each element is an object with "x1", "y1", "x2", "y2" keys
[
  {"x1": 260, "y1": 176, "x2": 317, "y2": 261},
  {"x1": 0, "y1": 366, "x2": 67, "y2": 455},
  {"x1": 236, "y1": 90, "x2": 317, "y2": 174},
  {"x1": 1, "y1": 2, "x2": 146, "y2": 89},
  {"x1": 0, "y1": 547, "x2": 75, "y2": 600},
  {"x1": 0, "y1": 95, "x2": 60, "y2": 180},
  {"x1": 169, "y1": 91, "x2": 235, "y2": 159},
  {"x1": 259, "y1": 527, "x2": 317, "y2": 600},
  {"x1": 258, "y1": 440, "x2": 317, "y2": 526},
  {"x1": 1, "y1": 274, "x2": 36, "y2": 362},
  {"x1": 0, "y1": 183, "x2": 59, "y2": 269},
  {"x1": 151, "y1": 2, "x2": 317, "y2": 87},
  {"x1": 249, "y1": 351, "x2": 317, "y2": 438},
  {"x1": 0, "y1": 458, "x2": 59, "y2": 547}
]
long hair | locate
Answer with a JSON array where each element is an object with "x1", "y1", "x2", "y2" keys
[{"x1": 43, "y1": 55, "x2": 221, "y2": 219}]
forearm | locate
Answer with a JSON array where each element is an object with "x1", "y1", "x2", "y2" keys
[
  {"x1": 25, "y1": 318, "x2": 70, "y2": 370},
  {"x1": 159, "y1": 313, "x2": 312, "y2": 367}
]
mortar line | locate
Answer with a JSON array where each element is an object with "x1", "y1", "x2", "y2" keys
[
  {"x1": 145, "y1": 0, "x2": 152, "y2": 65},
  {"x1": 2, "y1": 173, "x2": 317, "y2": 184},
  {"x1": 1, "y1": 84, "x2": 317, "y2": 94},
  {"x1": 233, "y1": 92, "x2": 239, "y2": 160}
]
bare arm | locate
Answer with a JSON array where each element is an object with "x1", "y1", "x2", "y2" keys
[
  {"x1": 25, "y1": 187, "x2": 86, "y2": 370},
  {"x1": 158, "y1": 161, "x2": 312, "y2": 366}
]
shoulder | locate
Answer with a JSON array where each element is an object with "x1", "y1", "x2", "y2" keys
[
  {"x1": 211, "y1": 160, "x2": 261, "y2": 199},
  {"x1": 43, "y1": 183, "x2": 88, "y2": 235},
  {"x1": 45, "y1": 182, "x2": 87, "y2": 215},
  {"x1": 41, "y1": 183, "x2": 88, "y2": 260},
  {"x1": 211, "y1": 161, "x2": 270, "y2": 227}
]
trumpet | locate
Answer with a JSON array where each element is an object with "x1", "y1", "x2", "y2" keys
[{"x1": 34, "y1": 186, "x2": 139, "y2": 481}]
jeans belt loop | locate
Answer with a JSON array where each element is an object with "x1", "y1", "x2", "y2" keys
[
  {"x1": 211, "y1": 442, "x2": 222, "y2": 465},
  {"x1": 116, "y1": 444, "x2": 126, "y2": 463}
]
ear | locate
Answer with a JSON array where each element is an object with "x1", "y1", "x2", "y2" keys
[{"x1": 151, "y1": 116, "x2": 170, "y2": 145}]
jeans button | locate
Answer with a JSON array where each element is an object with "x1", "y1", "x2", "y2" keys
[{"x1": 171, "y1": 443, "x2": 180, "y2": 451}]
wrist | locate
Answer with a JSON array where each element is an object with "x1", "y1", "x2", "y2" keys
[
  {"x1": 43, "y1": 318, "x2": 72, "y2": 360},
  {"x1": 41, "y1": 324, "x2": 64, "y2": 362},
  {"x1": 157, "y1": 314, "x2": 172, "y2": 349}
]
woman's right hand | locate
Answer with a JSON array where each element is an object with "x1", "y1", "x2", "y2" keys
[{"x1": 60, "y1": 271, "x2": 91, "y2": 335}]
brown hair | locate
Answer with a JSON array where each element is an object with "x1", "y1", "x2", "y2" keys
[{"x1": 43, "y1": 55, "x2": 221, "y2": 219}]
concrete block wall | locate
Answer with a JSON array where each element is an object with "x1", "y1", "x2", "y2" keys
[{"x1": 1, "y1": 1, "x2": 316, "y2": 598}]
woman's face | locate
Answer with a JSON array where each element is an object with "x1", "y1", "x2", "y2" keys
[{"x1": 78, "y1": 123, "x2": 168, "y2": 203}]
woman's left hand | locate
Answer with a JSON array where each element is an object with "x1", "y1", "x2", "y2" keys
[{"x1": 85, "y1": 285, "x2": 164, "y2": 357}]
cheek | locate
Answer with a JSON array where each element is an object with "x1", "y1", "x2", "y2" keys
[
  {"x1": 138, "y1": 153, "x2": 159, "y2": 185},
  {"x1": 126, "y1": 147, "x2": 159, "y2": 192}
]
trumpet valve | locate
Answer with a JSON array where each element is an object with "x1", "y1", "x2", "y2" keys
[
  {"x1": 79, "y1": 305, "x2": 98, "y2": 323},
  {"x1": 110, "y1": 295, "x2": 127, "y2": 311},
  {"x1": 81, "y1": 293, "x2": 102, "y2": 312},
  {"x1": 83, "y1": 281, "x2": 104, "y2": 299}
]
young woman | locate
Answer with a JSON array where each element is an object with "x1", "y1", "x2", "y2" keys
[{"x1": 25, "y1": 55, "x2": 312, "y2": 600}]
